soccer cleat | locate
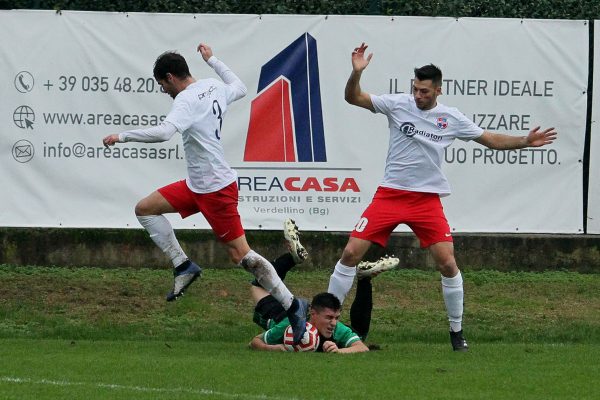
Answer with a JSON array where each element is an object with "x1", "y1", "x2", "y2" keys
[
  {"x1": 286, "y1": 297, "x2": 309, "y2": 345},
  {"x1": 356, "y1": 256, "x2": 400, "y2": 279},
  {"x1": 166, "y1": 261, "x2": 202, "y2": 302},
  {"x1": 283, "y1": 218, "x2": 308, "y2": 264},
  {"x1": 450, "y1": 330, "x2": 469, "y2": 352}
]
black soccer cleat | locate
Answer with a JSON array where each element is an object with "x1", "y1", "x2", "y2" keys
[
  {"x1": 166, "y1": 261, "x2": 202, "y2": 302},
  {"x1": 450, "y1": 330, "x2": 469, "y2": 352},
  {"x1": 286, "y1": 297, "x2": 309, "y2": 345}
]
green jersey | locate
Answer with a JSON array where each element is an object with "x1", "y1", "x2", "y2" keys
[{"x1": 262, "y1": 318, "x2": 361, "y2": 351}]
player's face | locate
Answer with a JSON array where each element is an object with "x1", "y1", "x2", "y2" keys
[
  {"x1": 412, "y1": 78, "x2": 441, "y2": 110},
  {"x1": 310, "y1": 307, "x2": 340, "y2": 339},
  {"x1": 157, "y1": 74, "x2": 178, "y2": 99}
]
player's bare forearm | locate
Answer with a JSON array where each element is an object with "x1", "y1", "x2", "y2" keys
[
  {"x1": 344, "y1": 71, "x2": 363, "y2": 103},
  {"x1": 475, "y1": 132, "x2": 528, "y2": 150},
  {"x1": 249, "y1": 336, "x2": 286, "y2": 352},
  {"x1": 475, "y1": 126, "x2": 557, "y2": 150},
  {"x1": 345, "y1": 43, "x2": 374, "y2": 111},
  {"x1": 345, "y1": 71, "x2": 374, "y2": 111},
  {"x1": 336, "y1": 341, "x2": 370, "y2": 354}
]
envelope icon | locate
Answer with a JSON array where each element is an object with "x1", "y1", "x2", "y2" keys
[{"x1": 14, "y1": 144, "x2": 32, "y2": 157}]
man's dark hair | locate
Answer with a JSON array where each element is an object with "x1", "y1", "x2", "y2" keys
[
  {"x1": 414, "y1": 64, "x2": 442, "y2": 87},
  {"x1": 153, "y1": 51, "x2": 191, "y2": 81},
  {"x1": 310, "y1": 292, "x2": 341, "y2": 312}
]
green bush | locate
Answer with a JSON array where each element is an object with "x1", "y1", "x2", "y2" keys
[{"x1": 2, "y1": 0, "x2": 599, "y2": 19}]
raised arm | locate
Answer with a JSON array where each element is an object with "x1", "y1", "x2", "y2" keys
[
  {"x1": 474, "y1": 126, "x2": 557, "y2": 150},
  {"x1": 345, "y1": 43, "x2": 374, "y2": 111},
  {"x1": 198, "y1": 42, "x2": 247, "y2": 101}
]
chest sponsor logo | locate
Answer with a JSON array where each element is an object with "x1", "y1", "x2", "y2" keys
[{"x1": 399, "y1": 122, "x2": 443, "y2": 142}]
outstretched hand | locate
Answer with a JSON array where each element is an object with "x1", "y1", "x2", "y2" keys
[
  {"x1": 526, "y1": 126, "x2": 557, "y2": 147},
  {"x1": 197, "y1": 43, "x2": 213, "y2": 62},
  {"x1": 352, "y1": 42, "x2": 373, "y2": 72}
]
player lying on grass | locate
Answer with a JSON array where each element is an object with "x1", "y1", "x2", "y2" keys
[{"x1": 249, "y1": 219, "x2": 399, "y2": 353}]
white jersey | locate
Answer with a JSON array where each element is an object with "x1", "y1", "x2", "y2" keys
[
  {"x1": 120, "y1": 57, "x2": 246, "y2": 194},
  {"x1": 165, "y1": 77, "x2": 242, "y2": 193},
  {"x1": 371, "y1": 93, "x2": 483, "y2": 196}
]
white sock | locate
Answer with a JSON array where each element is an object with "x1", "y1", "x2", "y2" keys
[
  {"x1": 240, "y1": 250, "x2": 294, "y2": 310},
  {"x1": 441, "y1": 271, "x2": 464, "y2": 332},
  {"x1": 137, "y1": 215, "x2": 188, "y2": 268},
  {"x1": 327, "y1": 260, "x2": 356, "y2": 304}
]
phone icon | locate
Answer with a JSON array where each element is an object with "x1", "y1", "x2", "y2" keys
[
  {"x1": 14, "y1": 71, "x2": 34, "y2": 93},
  {"x1": 18, "y1": 74, "x2": 30, "y2": 91}
]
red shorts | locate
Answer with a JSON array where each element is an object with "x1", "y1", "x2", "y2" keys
[
  {"x1": 351, "y1": 187, "x2": 452, "y2": 248},
  {"x1": 158, "y1": 180, "x2": 245, "y2": 243}
]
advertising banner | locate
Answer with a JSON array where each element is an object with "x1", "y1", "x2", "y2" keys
[{"x1": 0, "y1": 11, "x2": 587, "y2": 232}]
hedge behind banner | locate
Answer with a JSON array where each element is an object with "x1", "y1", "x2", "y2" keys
[{"x1": 2, "y1": 0, "x2": 600, "y2": 19}]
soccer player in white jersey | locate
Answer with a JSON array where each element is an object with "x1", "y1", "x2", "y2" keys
[
  {"x1": 327, "y1": 43, "x2": 557, "y2": 351},
  {"x1": 102, "y1": 43, "x2": 308, "y2": 344}
]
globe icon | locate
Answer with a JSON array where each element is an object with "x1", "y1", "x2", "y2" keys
[{"x1": 13, "y1": 105, "x2": 35, "y2": 129}]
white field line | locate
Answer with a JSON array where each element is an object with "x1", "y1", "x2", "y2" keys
[{"x1": 0, "y1": 376, "x2": 300, "y2": 400}]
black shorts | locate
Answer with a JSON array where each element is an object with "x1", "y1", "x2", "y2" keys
[{"x1": 252, "y1": 295, "x2": 287, "y2": 330}]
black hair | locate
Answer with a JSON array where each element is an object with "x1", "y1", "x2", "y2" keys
[
  {"x1": 153, "y1": 51, "x2": 191, "y2": 81},
  {"x1": 310, "y1": 292, "x2": 341, "y2": 312},
  {"x1": 414, "y1": 64, "x2": 442, "y2": 87}
]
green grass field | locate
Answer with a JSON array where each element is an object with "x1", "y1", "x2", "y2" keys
[{"x1": 0, "y1": 265, "x2": 599, "y2": 399}]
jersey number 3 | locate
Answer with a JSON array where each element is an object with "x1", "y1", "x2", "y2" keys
[{"x1": 212, "y1": 100, "x2": 223, "y2": 140}]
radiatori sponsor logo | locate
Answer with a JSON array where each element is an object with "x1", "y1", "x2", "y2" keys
[{"x1": 399, "y1": 122, "x2": 442, "y2": 142}]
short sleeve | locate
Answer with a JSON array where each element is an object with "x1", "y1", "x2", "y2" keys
[
  {"x1": 455, "y1": 110, "x2": 484, "y2": 141},
  {"x1": 334, "y1": 322, "x2": 361, "y2": 348},
  {"x1": 263, "y1": 321, "x2": 287, "y2": 345},
  {"x1": 370, "y1": 93, "x2": 392, "y2": 115}
]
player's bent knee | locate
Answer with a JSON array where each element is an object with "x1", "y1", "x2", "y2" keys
[
  {"x1": 228, "y1": 247, "x2": 248, "y2": 265},
  {"x1": 135, "y1": 196, "x2": 167, "y2": 216},
  {"x1": 134, "y1": 201, "x2": 152, "y2": 216},
  {"x1": 341, "y1": 247, "x2": 362, "y2": 266},
  {"x1": 437, "y1": 260, "x2": 459, "y2": 277}
]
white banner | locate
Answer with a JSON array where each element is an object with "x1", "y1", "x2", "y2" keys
[
  {"x1": 0, "y1": 11, "x2": 587, "y2": 232},
  {"x1": 588, "y1": 21, "x2": 600, "y2": 233}
]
